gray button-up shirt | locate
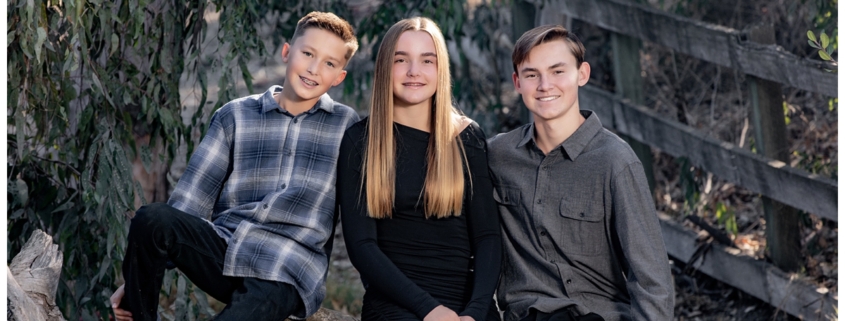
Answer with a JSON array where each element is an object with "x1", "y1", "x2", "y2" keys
[{"x1": 488, "y1": 110, "x2": 673, "y2": 321}]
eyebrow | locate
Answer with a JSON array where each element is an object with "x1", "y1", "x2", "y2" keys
[
  {"x1": 519, "y1": 62, "x2": 567, "y2": 74},
  {"x1": 548, "y1": 62, "x2": 567, "y2": 69},
  {"x1": 395, "y1": 51, "x2": 438, "y2": 58}
]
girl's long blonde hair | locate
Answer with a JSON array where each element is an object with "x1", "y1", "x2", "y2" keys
[{"x1": 364, "y1": 17, "x2": 468, "y2": 219}]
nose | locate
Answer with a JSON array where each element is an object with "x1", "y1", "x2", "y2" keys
[
  {"x1": 537, "y1": 75, "x2": 553, "y2": 91},
  {"x1": 307, "y1": 60, "x2": 319, "y2": 75},
  {"x1": 406, "y1": 61, "x2": 420, "y2": 77}
]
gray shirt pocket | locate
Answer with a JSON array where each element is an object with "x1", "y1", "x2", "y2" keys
[{"x1": 556, "y1": 196, "x2": 607, "y2": 256}]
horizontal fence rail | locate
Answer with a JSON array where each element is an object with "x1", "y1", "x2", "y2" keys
[
  {"x1": 546, "y1": 0, "x2": 837, "y2": 97},
  {"x1": 659, "y1": 217, "x2": 837, "y2": 319},
  {"x1": 580, "y1": 85, "x2": 838, "y2": 220}
]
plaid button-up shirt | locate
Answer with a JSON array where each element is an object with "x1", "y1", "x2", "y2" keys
[{"x1": 168, "y1": 85, "x2": 359, "y2": 318}]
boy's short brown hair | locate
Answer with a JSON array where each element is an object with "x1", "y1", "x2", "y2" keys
[
  {"x1": 512, "y1": 25, "x2": 585, "y2": 73},
  {"x1": 290, "y1": 11, "x2": 359, "y2": 61}
]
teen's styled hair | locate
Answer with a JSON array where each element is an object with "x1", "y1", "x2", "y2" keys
[
  {"x1": 512, "y1": 24, "x2": 585, "y2": 73},
  {"x1": 291, "y1": 11, "x2": 359, "y2": 61},
  {"x1": 364, "y1": 17, "x2": 468, "y2": 219}
]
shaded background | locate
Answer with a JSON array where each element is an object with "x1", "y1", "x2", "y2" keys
[{"x1": 7, "y1": 0, "x2": 837, "y2": 320}]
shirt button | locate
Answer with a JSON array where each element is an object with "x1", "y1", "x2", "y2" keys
[
  {"x1": 540, "y1": 231, "x2": 547, "y2": 236},
  {"x1": 536, "y1": 199, "x2": 542, "y2": 204},
  {"x1": 293, "y1": 118, "x2": 299, "y2": 123},
  {"x1": 580, "y1": 212, "x2": 585, "y2": 217},
  {"x1": 550, "y1": 259, "x2": 556, "y2": 264},
  {"x1": 263, "y1": 203, "x2": 268, "y2": 209},
  {"x1": 281, "y1": 184, "x2": 287, "y2": 189},
  {"x1": 566, "y1": 279, "x2": 572, "y2": 284}
]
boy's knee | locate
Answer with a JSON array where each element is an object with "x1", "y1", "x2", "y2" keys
[{"x1": 130, "y1": 203, "x2": 176, "y2": 238}]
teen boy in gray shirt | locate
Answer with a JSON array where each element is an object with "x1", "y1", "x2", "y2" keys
[{"x1": 488, "y1": 25, "x2": 674, "y2": 321}]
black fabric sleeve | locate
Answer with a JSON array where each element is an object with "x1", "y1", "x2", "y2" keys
[
  {"x1": 459, "y1": 124, "x2": 503, "y2": 321},
  {"x1": 337, "y1": 129, "x2": 442, "y2": 319}
]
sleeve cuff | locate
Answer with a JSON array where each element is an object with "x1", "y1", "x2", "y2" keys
[
  {"x1": 460, "y1": 302, "x2": 489, "y2": 321},
  {"x1": 414, "y1": 298, "x2": 443, "y2": 320}
]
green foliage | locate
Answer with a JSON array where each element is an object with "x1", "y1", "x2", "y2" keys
[
  {"x1": 677, "y1": 157, "x2": 701, "y2": 215},
  {"x1": 6, "y1": 0, "x2": 282, "y2": 319},
  {"x1": 714, "y1": 202, "x2": 738, "y2": 237},
  {"x1": 808, "y1": 0, "x2": 837, "y2": 31},
  {"x1": 8, "y1": 0, "x2": 516, "y2": 319},
  {"x1": 807, "y1": 29, "x2": 838, "y2": 67}
]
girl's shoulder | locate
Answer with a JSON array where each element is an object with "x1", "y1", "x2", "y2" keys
[{"x1": 455, "y1": 116, "x2": 487, "y2": 150}]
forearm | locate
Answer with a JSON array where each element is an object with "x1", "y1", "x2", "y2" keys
[
  {"x1": 460, "y1": 235, "x2": 501, "y2": 320},
  {"x1": 460, "y1": 136, "x2": 502, "y2": 320}
]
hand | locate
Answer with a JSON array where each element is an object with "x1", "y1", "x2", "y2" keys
[
  {"x1": 459, "y1": 316, "x2": 476, "y2": 321},
  {"x1": 423, "y1": 305, "x2": 460, "y2": 321},
  {"x1": 110, "y1": 284, "x2": 133, "y2": 321}
]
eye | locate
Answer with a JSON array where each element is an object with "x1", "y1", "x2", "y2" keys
[
  {"x1": 524, "y1": 74, "x2": 537, "y2": 79},
  {"x1": 554, "y1": 70, "x2": 565, "y2": 74},
  {"x1": 394, "y1": 58, "x2": 406, "y2": 63},
  {"x1": 327, "y1": 61, "x2": 336, "y2": 68},
  {"x1": 424, "y1": 59, "x2": 435, "y2": 64},
  {"x1": 303, "y1": 51, "x2": 313, "y2": 57}
]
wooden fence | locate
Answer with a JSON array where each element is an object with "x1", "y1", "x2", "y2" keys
[
  {"x1": 524, "y1": 0, "x2": 838, "y2": 319},
  {"x1": 534, "y1": 0, "x2": 837, "y2": 220}
]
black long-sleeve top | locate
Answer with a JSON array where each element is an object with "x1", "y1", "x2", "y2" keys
[{"x1": 338, "y1": 118, "x2": 502, "y2": 321}]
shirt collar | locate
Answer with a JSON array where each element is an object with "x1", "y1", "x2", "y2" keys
[
  {"x1": 516, "y1": 110, "x2": 603, "y2": 161},
  {"x1": 260, "y1": 85, "x2": 336, "y2": 114}
]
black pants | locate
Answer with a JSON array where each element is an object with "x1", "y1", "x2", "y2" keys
[
  {"x1": 119, "y1": 203, "x2": 303, "y2": 321},
  {"x1": 524, "y1": 307, "x2": 604, "y2": 321}
]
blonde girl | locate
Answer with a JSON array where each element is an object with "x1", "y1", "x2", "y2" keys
[{"x1": 337, "y1": 17, "x2": 502, "y2": 321}]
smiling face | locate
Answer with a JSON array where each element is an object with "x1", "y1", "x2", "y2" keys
[
  {"x1": 513, "y1": 39, "x2": 590, "y2": 124},
  {"x1": 391, "y1": 31, "x2": 439, "y2": 111},
  {"x1": 281, "y1": 27, "x2": 349, "y2": 104}
]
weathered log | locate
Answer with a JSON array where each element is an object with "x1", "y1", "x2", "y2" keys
[{"x1": 7, "y1": 229, "x2": 66, "y2": 321}]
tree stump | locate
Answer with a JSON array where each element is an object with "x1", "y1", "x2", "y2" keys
[{"x1": 7, "y1": 229, "x2": 66, "y2": 321}]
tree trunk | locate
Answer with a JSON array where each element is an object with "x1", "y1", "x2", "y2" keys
[{"x1": 7, "y1": 229, "x2": 66, "y2": 321}]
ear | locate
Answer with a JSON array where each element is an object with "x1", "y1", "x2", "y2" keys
[
  {"x1": 512, "y1": 72, "x2": 521, "y2": 92},
  {"x1": 331, "y1": 70, "x2": 348, "y2": 87},
  {"x1": 577, "y1": 62, "x2": 591, "y2": 86},
  {"x1": 281, "y1": 43, "x2": 291, "y2": 63}
]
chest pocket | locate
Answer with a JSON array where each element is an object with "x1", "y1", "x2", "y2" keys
[
  {"x1": 493, "y1": 186, "x2": 519, "y2": 204},
  {"x1": 557, "y1": 196, "x2": 607, "y2": 256},
  {"x1": 493, "y1": 185, "x2": 522, "y2": 217}
]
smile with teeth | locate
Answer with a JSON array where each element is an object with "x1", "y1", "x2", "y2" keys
[
  {"x1": 403, "y1": 82, "x2": 426, "y2": 87},
  {"x1": 300, "y1": 76, "x2": 318, "y2": 86},
  {"x1": 537, "y1": 95, "x2": 560, "y2": 102}
]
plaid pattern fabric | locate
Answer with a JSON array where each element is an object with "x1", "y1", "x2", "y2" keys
[{"x1": 168, "y1": 85, "x2": 359, "y2": 318}]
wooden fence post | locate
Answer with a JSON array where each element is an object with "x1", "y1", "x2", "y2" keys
[
  {"x1": 745, "y1": 24, "x2": 801, "y2": 272},
  {"x1": 611, "y1": 32, "x2": 656, "y2": 191}
]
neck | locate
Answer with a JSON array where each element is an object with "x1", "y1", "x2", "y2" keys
[
  {"x1": 393, "y1": 101, "x2": 431, "y2": 132},
  {"x1": 533, "y1": 110, "x2": 585, "y2": 155},
  {"x1": 278, "y1": 83, "x2": 319, "y2": 116}
]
